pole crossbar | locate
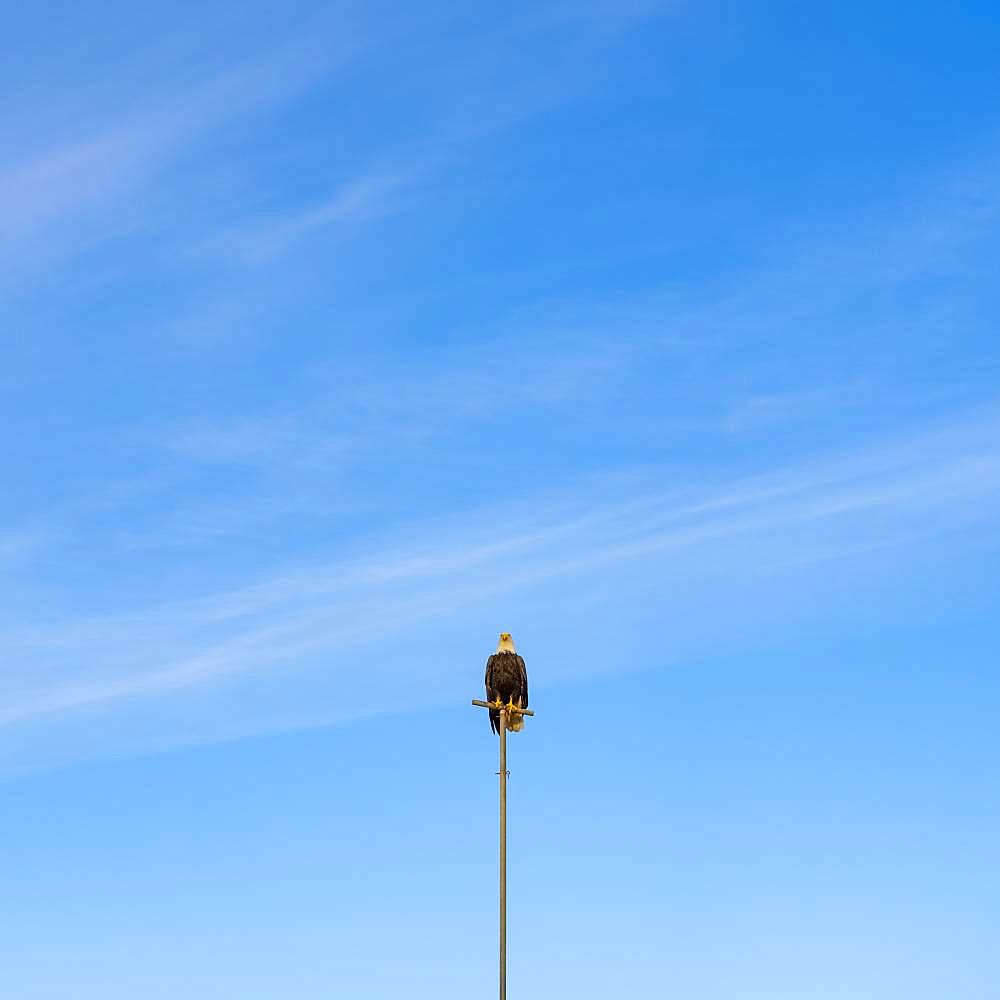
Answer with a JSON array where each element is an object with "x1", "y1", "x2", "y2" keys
[
  {"x1": 470, "y1": 699, "x2": 535, "y2": 716},
  {"x1": 471, "y1": 699, "x2": 534, "y2": 1000}
]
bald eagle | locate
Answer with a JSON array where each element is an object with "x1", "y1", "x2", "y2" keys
[{"x1": 484, "y1": 632, "x2": 529, "y2": 734}]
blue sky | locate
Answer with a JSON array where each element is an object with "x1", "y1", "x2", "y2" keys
[{"x1": 2, "y1": 1, "x2": 999, "y2": 996}]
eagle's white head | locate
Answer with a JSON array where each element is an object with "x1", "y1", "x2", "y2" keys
[{"x1": 496, "y1": 632, "x2": 516, "y2": 654}]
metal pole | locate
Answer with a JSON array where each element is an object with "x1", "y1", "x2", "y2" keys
[
  {"x1": 471, "y1": 698, "x2": 533, "y2": 999},
  {"x1": 499, "y1": 708, "x2": 507, "y2": 1000}
]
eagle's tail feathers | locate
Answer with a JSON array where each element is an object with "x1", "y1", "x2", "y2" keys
[{"x1": 507, "y1": 714, "x2": 525, "y2": 733}]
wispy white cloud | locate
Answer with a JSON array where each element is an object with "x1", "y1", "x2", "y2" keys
[
  {"x1": 213, "y1": 172, "x2": 412, "y2": 264},
  {"x1": 0, "y1": 0, "x2": 670, "y2": 292},
  {"x1": 0, "y1": 31, "x2": 353, "y2": 278},
  {"x1": 9, "y1": 136, "x2": 999, "y2": 574},
  {"x1": 1, "y1": 407, "x2": 997, "y2": 772}
]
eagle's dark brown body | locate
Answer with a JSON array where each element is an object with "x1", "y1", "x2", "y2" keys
[{"x1": 484, "y1": 650, "x2": 528, "y2": 735}]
